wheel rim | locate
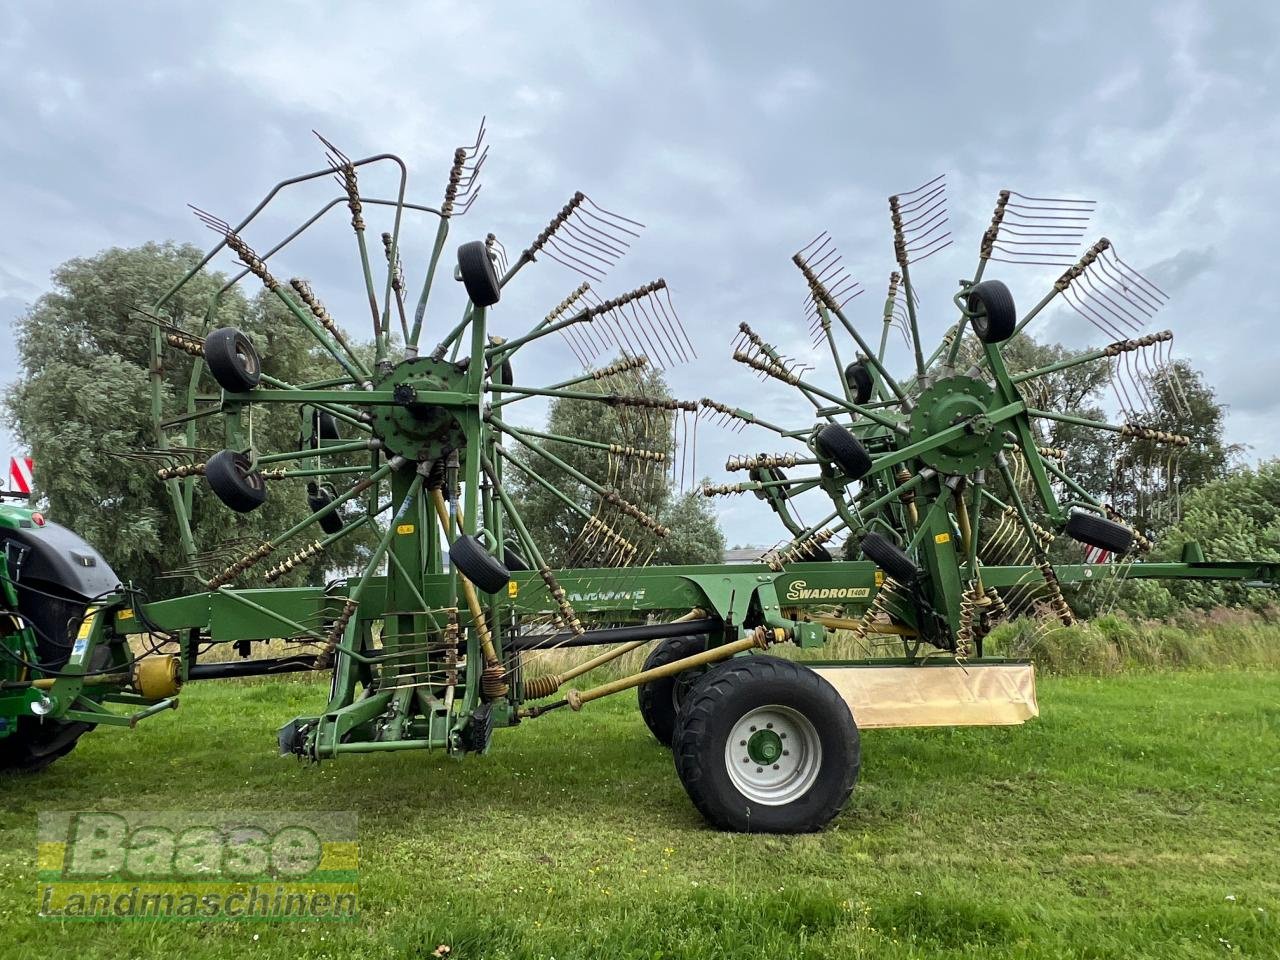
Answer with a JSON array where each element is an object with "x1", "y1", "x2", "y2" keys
[{"x1": 724, "y1": 704, "x2": 822, "y2": 806}]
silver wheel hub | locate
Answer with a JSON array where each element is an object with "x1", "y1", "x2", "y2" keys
[{"x1": 724, "y1": 704, "x2": 822, "y2": 805}]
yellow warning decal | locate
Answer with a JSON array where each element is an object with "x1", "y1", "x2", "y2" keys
[
  {"x1": 934, "y1": 532, "x2": 951, "y2": 544},
  {"x1": 117, "y1": 609, "x2": 135, "y2": 621},
  {"x1": 76, "y1": 607, "x2": 100, "y2": 639},
  {"x1": 507, "y1": 581, "x2": 519, "y2": 598},
  {"x1": 396, "y1": 523, "x2": 415, "y2": 535},
  {"x1": 874, "y1": 570, "x2": 885, "y2": 587}
]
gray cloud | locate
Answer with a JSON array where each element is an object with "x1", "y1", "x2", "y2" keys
[{"x1": 2, "y1": 1, "x2": 1278, "y2": 544}]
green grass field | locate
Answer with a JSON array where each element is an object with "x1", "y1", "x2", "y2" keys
[{"x1": 0, "y1": 668, "x2": 1276, "y2": 959}]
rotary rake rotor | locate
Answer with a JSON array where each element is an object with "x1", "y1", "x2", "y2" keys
[
  {"x1": 141, "y1": 123, "x2": 702, "y2": 756},
  {"x1": 700, "y1": 177, "x2": 1192, "y2": 657}
]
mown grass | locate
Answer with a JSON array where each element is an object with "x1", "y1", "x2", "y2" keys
[{"x1": 0, "y1": 665, "x2": 1277, "y2": 958}]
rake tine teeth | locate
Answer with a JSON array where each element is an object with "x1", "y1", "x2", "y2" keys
[
  {"x1": 579, "y1": 195, "x2": 645, "y2": 236},
  {"x1": 1105, "y1": 247, "x2": 1170, "y2": 303},
  {"x1": 795, "y1": 230, "x2": 829, "y2": 258},
  {"x1": 629, "y1": 300, "x2": 675, "y2": 369},
  {"x1": 640, "y1": 288, "x2": 687, "y2": 364},
  {"x1": 1082, "y1": 266, "x2": 1151, "y2": 328},
  {"x1": 543, "y1": 240, "x2": 608, "y2": 281},
  {"x1": 1093, "y1": 254, "x2": 1163, "y2": 316},
  {"x1": 1063, "y1": 287, "x2": 1124, "y2": 340},
  {"x1": 895, "y1": 172, "x2": 947, "y2": 200},
  {"x1": 558, "y1": 219, "x2": 626, "y2": 263},
  {"x1": 657, "y1": 285, "x2": 696, "y2": 359},
  {"x1": 563, "y1": 214, "x2": 631, "y2": 257}
]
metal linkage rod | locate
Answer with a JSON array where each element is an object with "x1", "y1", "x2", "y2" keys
[
  {"x1": 189, "y1": 213, "x2": 370, "y2": 386},
  {"x1": 480, "y1": 455, "x2": 585, "y2": 637},
  {"x1": 1027, "y1": 408, "x2": 1191, "y2": 446},
  {"x1": 317, "y1": 472, "x2": 424, "y2": 668},
  {"x1": 698, "y1": 398, "x2": 790, "y2": 436},
  {"x1": 792, "y1": 254, "x2": 909, "y2": 402},
  {"x1": 289, "y1": 279, "x2": 373, "y2": 382},
  {"x1": 204, "y1": 459, "x2": 400, "y2": 589},
  {"x1": 1011, "y1": 331, "x2": 1173, "y2": 384},
  {"x1": 491, "y1": 418, "x2": 669, "y2": 537},
  {"x1": 731, "y1": 350, "x2": 906, "y2": 434}
]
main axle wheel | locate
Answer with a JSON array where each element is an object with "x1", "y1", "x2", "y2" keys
[
  {"x1": 672, "y1": 656, "x2": 859, "y2": 833},
  {"x1": 636, "y1": 634, "x2": 710, "y2": 746}
]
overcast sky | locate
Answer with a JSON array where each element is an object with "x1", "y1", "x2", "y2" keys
[{"x1": 3, "y1": 2, "x2": 1278, "y2": 546}]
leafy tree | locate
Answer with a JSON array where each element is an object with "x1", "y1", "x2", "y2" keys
[
  {"x1": 5, "y1": 243, "x2": 374, "y2": 595},
  {"x1": 1119, "y1": 460, "x2": 1280, "y2": 613},
  {"x1": 1002, "y1": 335, "x2": 1235, "y2": 541},
  {"x1": 505, "y1": 362, "x2": 724, "y2": 566}
]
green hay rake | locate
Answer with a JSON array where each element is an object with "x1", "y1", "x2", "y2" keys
[{"x1": 2, "y1": 134, "x2": 1275, "y2": 833}]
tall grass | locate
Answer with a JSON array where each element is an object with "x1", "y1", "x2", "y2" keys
[
  {"x1": 984, "y1": 606, "x2": 1280, "y2": 675},
  {"x1": 524, "y1": 607, "x2": 1280, "y2": 686}
]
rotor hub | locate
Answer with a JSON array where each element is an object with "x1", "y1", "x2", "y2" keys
[
  {"x1": 371, "y1": 356, "x2": 469, "y2": 463},
  {"x1": 909, "y1": 374, "x2": 1003, "y2": 474}
]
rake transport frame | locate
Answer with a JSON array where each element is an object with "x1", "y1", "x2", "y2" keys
[{"x1": 2, "y1": 135, "x2": 1276, "y2": 832}]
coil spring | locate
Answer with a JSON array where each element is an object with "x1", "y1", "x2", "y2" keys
[
  {"x1": 1037, "y1": 562, "x2": 1076, "y2": 626},
  {"x1": 527, "y1": 191, "x2": 585, "y2": 256},
  {"x1": 441, "y1": 148, "x2": 467, "y2": 217},
  {"x1": 761, "y1": 529, "x2": 834, "y2": 571},
  {"x1": 608, "y1": 444, "x2": 665, "y2": 463},
  {"x1": 979, "y1": 190, "x2": 1011, "y2": 260},
  {"x1": 337, "y1": 163, "x2": 364, "y2": 230},
  {"x1": 602, "y1": 491, "x2": 669, "y2": 537},
  {"x1": 314, "y1": 598, "x2": 358, "y2": 669},
  {"x1": 264, "y1": 540, "x2": 324, "y2": 582},
  {"x1": 205, "y1": 541, "x2": 275, "y2": 590},
  {"x1": 701, "y1": 482, "x2": 749, "y2": 497},
  {"x1": 1036, "y1": 446, "x2": 1066, "y2": 461},
  {"x1": 1054, "y1": 238, "x2": 1111, "y2": 291},
  {"x1": 522, "y1": 673, "x2": 562, "y2": 700},
  {"x1": 887, "y1": 195, "x2": 908, "y2": 268},
  {"x1": 481, "y1": 664, "x2": 509, "y2": 699},
  {"x1": 582, "y1": 279, "x2": 667, "y2": 319},
  {"x1": 164, "y1": 332, "x2": 205, "y2": 357},
  {"x1": 1120, "y1": 423, "x2": 1191, "y2": 447},
  {"x1": 223, "y1": 231, "x2": 281, "y2": 292},
  {"x1": 538, "y1": 564, "x2": 584, "y2": 636},
  {"x1": 725, "y1": 452, "x2": 802, "y2": 472},
  {"x1": 732, "y1": 349, "x2": 799, "y2": 385},
  {"x1": 591, "y1": 354, "x2": 648, "y2": 379},
  {"x1": 156, "y1": 461, "x2": 205, "y2": 481},
  {"x1": 290, "y1": 278, "x2": 343, "y2": 338},
  {"x1": 1103, "y1": 330, "x2": 1173, "y2": 356}
]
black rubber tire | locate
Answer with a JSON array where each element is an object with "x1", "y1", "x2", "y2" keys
[
  {"x1": 503, "y1": 540, "x2": 529, "y2": 572},
  {"x1": 315, "y1": 411, "x2": 340, "y2": 440},
  {"x1": 0, "y1": 645, "x2": 110, "y2": 774},
  {"x1": 843, "y1": 360, "x2": 874, "y2": 405},
  {"x1": 813, "y1": 424, "x2": 872, "y2": 480},
  {"x1": 203, "y1": 327, "x2": 262, "y2": 392},
  {"x1": 306, "y1": 483, "x2": 344, "y2": 535},
  {"x1": 0, "y1": 717, "x2": 96, "y2": 774},
  {"x1": 205, "y1": 450, "x2": 267, "y2": 513},
  {"x1": 672, "y1": 655, "x2": 860, "y2": 833},
  {"x1": 860, "y1": 531, "x2": 920, "y2": 584},
  {"x1": 450, "y1": 534, "x2": 511, "y2": 594},
  {"x1": 1065, "y1": 510, "x2": 1134, "y2": 554},
  {"x1": 637, "y1": 634, "x2": 710, "y2": 747},
  {"x1": 498, "y1": 358, "x2": 514, "y2": 388},
  {"x1": 458, "y1": 240, "x2": 500, "y2": 308},
  {"x1": 967, "y1": 280, "x2": 1017, "y2": 344}
]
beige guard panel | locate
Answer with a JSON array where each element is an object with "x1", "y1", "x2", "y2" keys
[{"x1": 813, "y1": 663, "x2": 1038, "y2": 729}]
